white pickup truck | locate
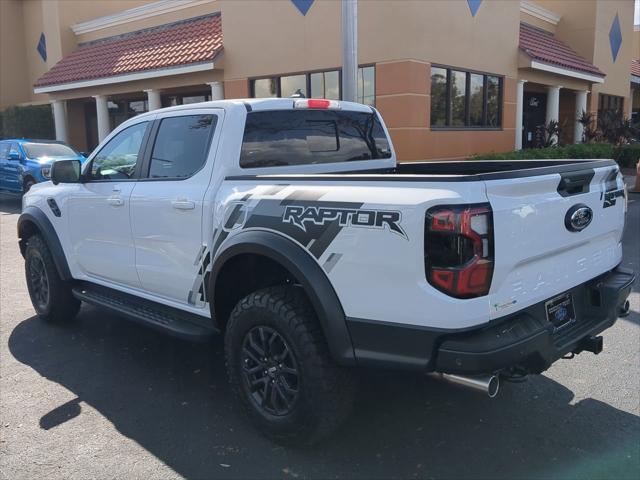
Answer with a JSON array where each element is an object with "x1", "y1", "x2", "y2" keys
[{"x1": 18, "y1": 98, "x2": 634, "y2": 445}]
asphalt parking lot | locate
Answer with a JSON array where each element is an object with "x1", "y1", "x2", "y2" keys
[{"x1": 1, "y1": 188, "x2": 638, "y2": 480}]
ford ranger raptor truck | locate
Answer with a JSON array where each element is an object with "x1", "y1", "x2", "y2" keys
[{"x1": 18, "y1": 98, "x2": 635, "y2": 445}]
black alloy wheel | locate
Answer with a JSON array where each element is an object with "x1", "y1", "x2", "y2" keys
[
  {"x1": 27, "y1": 254, "x2": 49, "y2": 310},
  {"x1": 24, "y1": 234, "x2": 81, "y2": 323},
  {"x1": 241, "y1": 326, "x2": 300, "y2": 416}
]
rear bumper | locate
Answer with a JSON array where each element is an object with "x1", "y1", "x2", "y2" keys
[{"x1": 346, "y1": 266, "x2": 635, "y2": 374}]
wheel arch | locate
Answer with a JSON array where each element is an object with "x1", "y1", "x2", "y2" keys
[
  {"x1": 18, "y1": 207, "x2": 72, "y2": 280},
  {"x1": 22, "y1": 174, "x2": 36, "y2": 188},
  {"x1": 209, "y1": 230, "x2": 356, "y2": 365}
]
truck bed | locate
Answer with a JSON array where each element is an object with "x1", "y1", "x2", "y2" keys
[{"x1": 227, "y1": 159, "x2": 617, "y2": 182}]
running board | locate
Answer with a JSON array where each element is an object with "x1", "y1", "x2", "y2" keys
[{"x1": 72, "y1": 283, "x2": 217, "y2": 341}]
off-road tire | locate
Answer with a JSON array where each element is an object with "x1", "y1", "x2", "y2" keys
[
  {"x1": 23, "y1": 178, "x2": 35, "y2": 194},
  {"x1": 225, "y1": 286, "x2": 356, "y2": 446},
  {"x1": 25, "y1": 234, "x2": 80, "y2": 322}
]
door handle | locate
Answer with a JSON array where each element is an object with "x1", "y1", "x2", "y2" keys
[
  {"x1": 107, "y1": 196, "x2": 124, "y2": 206},
  {"x1": 172, "y1": 199, "x2": 196, "y2": 210}
]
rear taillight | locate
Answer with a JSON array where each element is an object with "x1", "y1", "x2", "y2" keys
[{"x1": 425, "y1": 203, "x2": 494, "y2": 298}]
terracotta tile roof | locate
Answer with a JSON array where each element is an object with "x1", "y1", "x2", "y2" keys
[
  {"x1": 631, "y1": 59, "x2": 640, "y2": 77},
  {"x1": 519, "y1": 22, "x2": 605, "y2": 77},
  {"x1": 35, "y1": 14, "x2": 222, "y2": 88}
]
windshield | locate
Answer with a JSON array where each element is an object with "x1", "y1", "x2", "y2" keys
[{"x1": 23, "y1": 143, "x2": 77, "y2": 159}]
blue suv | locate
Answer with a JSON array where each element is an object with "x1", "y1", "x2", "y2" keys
[{"x1": 0, "y1": 139, "x2": 85, "y2": 195}]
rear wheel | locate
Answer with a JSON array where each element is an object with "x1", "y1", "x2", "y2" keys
[
  {"x1": 224, "y1": 286, "x2": 356, "y2": 446},
  {"x1": 25, "y1": 235, "x2": 80, "y2": 323}
]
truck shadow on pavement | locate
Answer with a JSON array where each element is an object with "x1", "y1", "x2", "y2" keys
[
  {"x1": 9, "y1": 306, "x2": 640, "y2": 480},
  {"x1": 0, "y1": 196, "x2": 21, "y2": 215}
]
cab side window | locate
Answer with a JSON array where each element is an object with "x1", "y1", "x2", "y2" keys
[
  {"x1": 0, "y1": 142, "x2": 9, "y2": 160},
  {"x1": 89, "y1": 122, "x2": 149, "y2": 181},
  {"x1": 148, "y1": 114, "x2": 216, "y2": 179}
]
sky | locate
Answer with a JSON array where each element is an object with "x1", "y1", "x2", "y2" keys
[{"x1": 636, "y1": 0, "x2": 639, "y2": 25}]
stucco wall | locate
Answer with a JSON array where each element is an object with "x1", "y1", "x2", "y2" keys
[
  {"x1": 537, "y1": 0, "x2": 634, "y2": 114},
  {"x1": 220, "y1": 0, "x2": 520, "y2": 81},
  {"x1": 0, "y1": 0, "x2": 30, "y2": 109},
  {"x1": 590, "y1": 0, "x2": 635, "y2": 99},
  {"x1": 537, "y1": 0, "x2": 598, "y2": 62}
]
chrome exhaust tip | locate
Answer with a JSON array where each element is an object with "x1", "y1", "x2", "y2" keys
[
  {"x1": 619, "y1": 300, "x2": 630, "y2": 317},
  {"x1": 428, "y1": 373, "x2": 500, "y2": 398}
]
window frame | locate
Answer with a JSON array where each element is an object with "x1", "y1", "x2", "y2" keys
[
  {"x1": 249, "y1": 65, "x2": 375, "y2": 106},
  {"x1": 82, "y1": 120, "x2": 152, "y2": 183},
  {"x1": 137, "y1": 111, "x2": 219, "y2": 182},
  {"x1": 430, "y1": 64, "x2": 504, "y2": 131}
]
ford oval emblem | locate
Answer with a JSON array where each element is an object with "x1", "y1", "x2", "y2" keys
[{"x1": 565, "y1": 204, "x2": 593, "y2": 232}]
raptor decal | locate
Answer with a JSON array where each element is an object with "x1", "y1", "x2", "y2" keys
[{"x1": 282, "y1": 205, "x2": 407, "y2": 239}]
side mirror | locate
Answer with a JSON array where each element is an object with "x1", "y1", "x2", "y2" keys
[
  {"x1": 7, "y1": 151, "x2": 21, "y2": 161},
  {"x1": 51, "y1": 159, "x2": 81, "y2": 185}
]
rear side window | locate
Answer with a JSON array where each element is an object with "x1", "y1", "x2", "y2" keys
[
  {"x1": 148, "y1": 114, "x2": 216, "y2": 179},
  {"x1": 240, "y1": 110, "x2": 391, "y2": 169}
]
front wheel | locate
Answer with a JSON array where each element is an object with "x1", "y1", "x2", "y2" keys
[
  {"x1": 25, "y1": 235, "x2": 80, "y2": 322},
  {"x1": 224, "y1": 286, "x2": 356, "y2": 446},
  {"x1": 23, "y1": 179, "x2": 35, "y2": 194}
]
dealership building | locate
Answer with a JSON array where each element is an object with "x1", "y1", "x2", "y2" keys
[{"x1": 1, "y1": 0, "x2": 638, "y2": 160}]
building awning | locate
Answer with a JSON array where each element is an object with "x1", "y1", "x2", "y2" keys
[
  {"x1": 519, "y1": 22, "x2": 605, "y2": 83},
  {"x1": 631, "y1": 60, "x2": 640, "y2": 85},
  {"x1": 34, "y1": 13, "x2": 222, "y2": 94}
]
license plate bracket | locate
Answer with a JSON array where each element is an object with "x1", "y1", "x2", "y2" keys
[{"x1": 545, "y1": 292, "x2": 576, "y2": 330}]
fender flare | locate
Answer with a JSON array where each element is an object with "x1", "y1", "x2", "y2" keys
[
  {"x1": 18, "y1": 206, "x2": 72, "y2": 280},
  {"x1": 209, "y1": 230, "x2": 356, "y2": 365}
]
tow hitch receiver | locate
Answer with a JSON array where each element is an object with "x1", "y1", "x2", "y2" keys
[{"x1": 573, "y1": 335, "x2": 603, "y2": 355}]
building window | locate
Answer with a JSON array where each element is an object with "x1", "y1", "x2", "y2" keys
[
  {"x1": 253, "y1": 78, "x2": 278, "y2": 98},
  {"x1": 357, "y1": 66, "x2": 375, "y2": 106},
  {"x1": 251, "y1": 66, "x2": 375, "y2": 105},
  {"x1": 430, "y1": 67, "x2": 447, "y2": 127},
  {"x1": 162, "y1": 92, "x2": 211, "y2": 108},
  {"x1": 430, "y1": 65, "x2": 503, "y2": 129},
  {"x1": 598, "y1": 94, "x2": 623, "y2": 127},
  {"x1": 280, "y1": 74, "x2": 307, "y2": 98},
  {"x1": 310, "y1": 70, "x2": 340, "y2": 100}
]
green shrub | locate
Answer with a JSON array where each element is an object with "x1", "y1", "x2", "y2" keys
[
  {"x1": 613, "y1": 144, "x2": 640, "y2": 169},
  {"x1": 472, "y1": 143, "x2": 618, "y2": 162},
  {"x1": 472, "y1": 143, "x2": 640, "y2": 169},
  {"x1": 0, "y1": 104, "x2": 54, "y2": 140}
]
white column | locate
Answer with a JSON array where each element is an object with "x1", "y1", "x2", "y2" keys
[
  {"x1": 545, "y1": 85, "x2": 562, "y2": 124},
  {"x1": 208, "y1": 81, "x2": 224, "y2": 100},
  {"x1": 51, "y1": 100, "x2": 68, "y2": 143},
  {"x1": 515, "y1": 80, "x2": 526, "y2": 150},
  {"x1": 574, "y1": 90, "x2": 588, "y2": 144},
  {"x1": 94, "y1": 95, "x2": 110, "y2": 143},
  {"x1": 145, "y1": 89, "x2": 162, "y2": 111}
]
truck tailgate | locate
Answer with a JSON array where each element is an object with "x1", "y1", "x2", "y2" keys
[{"x1": 485, "y1": 164, "x2": 626, "y2": 319}]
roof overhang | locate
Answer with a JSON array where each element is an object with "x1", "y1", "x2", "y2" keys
[
  {"x1": 520, "y1": 1, "x2": 561, "y2": 26},
  {"x1": 71, "y1": 0, "x2": 216, "y2": 35},
  {"x1": 529, "y1": 60, "x2": 605, "y2": 83},
  {"x1": 34, "y1": 61, "x2": 216, "y2": 94}
]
